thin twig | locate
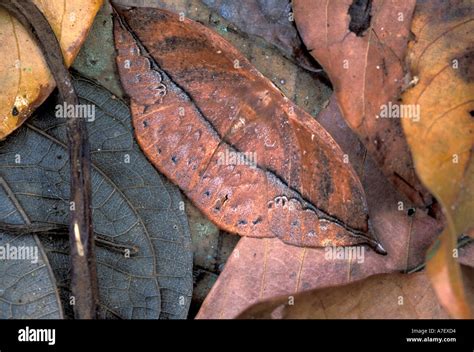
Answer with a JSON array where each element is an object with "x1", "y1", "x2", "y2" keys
[{"x1": 0, "y1": 223, "x2": 139, "y2": 255}]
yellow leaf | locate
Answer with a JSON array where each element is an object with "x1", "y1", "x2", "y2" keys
[
  {"x1": 0, "y1": 0, "x2": 103, "y2": 140},
  {"x1": 401, "y1": 0, "x2": 474, "y2": 318}
]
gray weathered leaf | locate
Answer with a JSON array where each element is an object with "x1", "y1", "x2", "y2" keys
[
  {"x1": 0, "y1": 77, "x2": 193, "y2": 319},
  {"x1": 200, "y1": 0, "x2": 319, "y2": 71},
  {"x1": 0, "y1": 188, "x2": 63, "y2": 319}
]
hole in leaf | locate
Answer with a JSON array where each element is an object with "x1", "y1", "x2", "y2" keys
[{"x1": 348, "y1": 0, "x2": 372, "y2": 36}]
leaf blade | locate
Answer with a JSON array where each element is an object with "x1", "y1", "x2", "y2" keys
[
  {"x1": 401, "y1": 0, "x2": 474, "y2": 319},
  {"x1": 113, "y1": 6, "x2": 382, "y2": 250},
  {"x1": 0, "y1": 77, "x2": 193, "y2": 319},
  {"x1": 0, "y1": 0, "x2": 103, "y2": 140},
  {"x1": 293, "y1": 0, "x2": 431, "y2": 206}
]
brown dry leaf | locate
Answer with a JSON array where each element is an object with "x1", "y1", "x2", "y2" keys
[
  {"x1": 196, "y1": 96, "x2": 443, "y2": 319},
  {"x1": 238, "y1": 266, "x2": 474, "y2": 319},
  {"x1": 108, "y1": 0, "x2": 330, "y2": 314},
  {"x1": 401, "y1": 0, "x2": 474, "y2": 319},
  {"x1": 113, "y1": 6, "x2": 384, "y2": 250},
  {"x1": 293, "y1": 0, "x2": 432, "y2": 207},
  {"x1": 113, "y1": 0, "x2": 333, "y2": 112},
  {"x1": 0, "y1": 0, "x2": 103, "y2": 140},
  {"x1": 197, "y1": 237, "x2": 352, "y2": 319}
]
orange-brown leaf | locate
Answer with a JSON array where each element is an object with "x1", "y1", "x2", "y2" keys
[
  {"x1": 197, "y1": 96, "x2": 443, "y2": 319},
  {"x1": 113, "y1": 6, "x2": 383, "y2": 250}
]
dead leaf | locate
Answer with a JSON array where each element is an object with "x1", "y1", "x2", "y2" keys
[
  {"x1": 108, "y1": 0, "x2": 329, "y2": 315},
  {"x1": 0, "y1": 77, "x2": 193, "y2": 319},
  {"x1": 112, "y1": 0, "x2": 333, "y2": 112},
  {"x1": 196, "y1": 96, "x2": 443, "y2": 319},
  {"x1": 401, "y1": 0, "x2": 474, "y2": 319},
  {"x1": 238, "y1": 266, "x2": 474, "y2": 319},
  {"x1": 0, "y1": 189, "x2": 64, "y2": 319},
  {"x1": 113, "y1": 6, "x2": 384, "y2": 251},
  {"x1": 200, "y1": 0, "x2": 320, "y2": 72},
  {"x1": 293, "y1": 0, "x2": 432, "y2": 207},
  {"x1": 0, "y1": 0, "x2": 103, "y2": 140}
]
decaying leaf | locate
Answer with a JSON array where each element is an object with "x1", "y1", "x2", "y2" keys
[
  {"x1": 0, "y1": 186, "x2": 63, "y2": 319},
  {"x1": 112, "y1": 0, "x2": 333, "y2": 112},
  {"x1": 0, "y1": 0, "x2": 103, "y2": 140},
  {"x1": 0, "y1": 77, "x2": 193, "y2": 319},
  {"x1": 401, "y1": 0, "x2": 474, "y2": 319},
  {"x1": 200, "y1": 0, "x2": 320, "y2": 72},
  {"x1": 293, "y1": 0, "x2": 432, "y2": 207},
  {"x1": 113, "y1": 6, "x2": 384, "y2": 251},
  {"x1": 238, "y1": 266, "x2": 474, "y2": 319},
  {"x1": 197, "y1": 96, "x2": 443, "y2": 319}
]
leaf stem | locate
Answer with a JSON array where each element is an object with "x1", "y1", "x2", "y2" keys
[{"x1": 0, "y1": 222, "x2": 139, "y2": 255}]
